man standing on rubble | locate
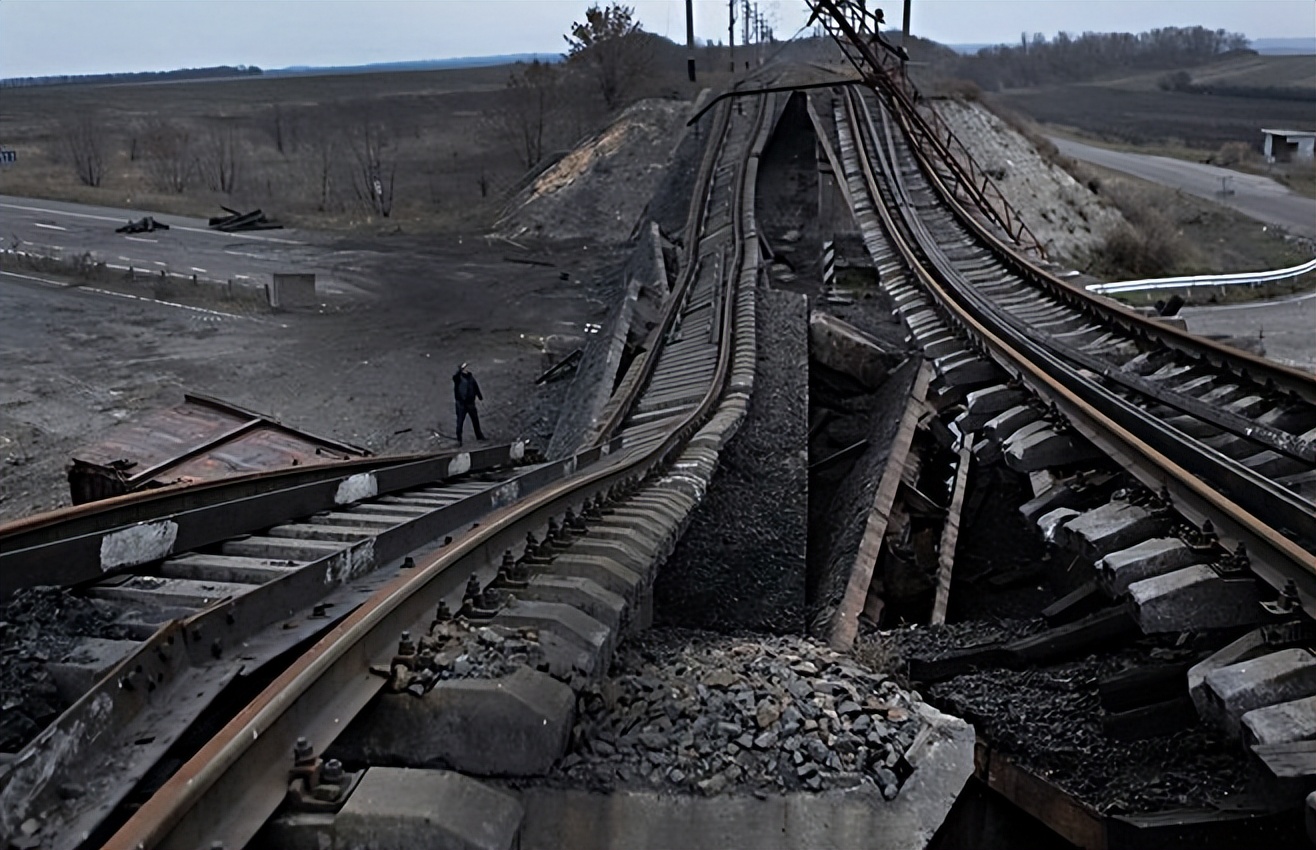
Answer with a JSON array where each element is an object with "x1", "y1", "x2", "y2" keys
[{"x1": 452, "y1": 362, "x2": 486, "y2": 446}]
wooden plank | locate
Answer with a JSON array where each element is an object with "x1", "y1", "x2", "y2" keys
[
  {"x1": 829, "y1": 360, "x2": 932, "y2": 651},
  {"x1": 979, "y1": 740, "x2": 1107, "y2": 849},
  {"x1": 931, "y1": 436, "x2": 974, "y2": 625}
]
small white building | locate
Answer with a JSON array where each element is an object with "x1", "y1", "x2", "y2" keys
[{"x1": 1261, "y1": 128, "x2": 1315, "y2": 163}]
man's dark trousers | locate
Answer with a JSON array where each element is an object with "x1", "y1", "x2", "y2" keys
[{"x1": 456, "y1": 401, "x2": 484, "y2": 445}]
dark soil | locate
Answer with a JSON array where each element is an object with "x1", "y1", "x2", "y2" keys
[{"x1": 0, "y1": 588, "x2": 128, "y2": 753}]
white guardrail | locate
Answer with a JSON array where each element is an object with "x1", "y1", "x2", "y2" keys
[{"x1": 1088, "y1": 257, "x2": 1316, "y2": 295}]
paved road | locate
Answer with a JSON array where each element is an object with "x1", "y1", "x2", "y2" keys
[
  {"x1": 1048, "y1": 137, "x2": 1316, "y2": 240},
  {"x1": 0, "y1": 195, "x2": 371, "y2": 297},
  {"x1": 1182, "y1": 289, "x2": 1316, "y2": 375}
]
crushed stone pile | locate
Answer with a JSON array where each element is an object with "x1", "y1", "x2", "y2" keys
[
  {"x1": 498, "y1": 99, "x2": 691, "y2": 245},
  {"x1": 384, "y1": 617, "x2": 549, "y2": 696},
  {"x1": 936, "y1": 99, "x2": 1126, "y2": 264},
  {"x1": 553, "y1": 629, "x2": 927, "y2": 798}
]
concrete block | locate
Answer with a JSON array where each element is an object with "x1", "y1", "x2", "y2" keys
[
  {"x1": 336, "y1": 768, "x2": 522, "y2": 850},
  {"x1": 550, "y1": 551, "x2": 646, "y2": 600},
  {"x1": 983, "y1": 406, "x2": 1041, "y2": 446},
  {"x1": 1189, "y1": 629, "x2": 1267, "y2": 719},
  {"x1": 1019, "y1": 483, "x2": 1084, "y2": 524},
  {"x1": 1203, "y1": 649, "x2": 1316, "y2": 738},
  {"x1": 521, "y1": 575, "x2": 626, "y2": 631},
  {"x1": 1004, "y1": 427, "x2": 1103, "y2": 473},
  {"x1": 494, "y1": 598, "x2": 611, "y2": 677},
  {"x1": 934, "y1": 355, "x2": 998, "y2": 389},
  {"x1": 1129, "y1": 565, "x2": 1263, "y2": 634},
  {"x1": 958, "y1": 386, "x2": 1028, "y2": 432},
  {"x1": 1098, "y1": 538, "x2": 1204, "y2": 596},
  {"x1": 1036, "y1": 507, "x2": 1080, "y2": 544},
  {"x1": 1056, "y1": 500, "x2": 1163, "y2": 558},
  {"x1": 330, "y1": 667, "x2": 573, "y2": 776},
  {"x1": 46, "y1": 637, "x2": 139, "y2": 702},
  {"x1": 1243, "y1": 695, "x2": 1316, "y2": 747}
]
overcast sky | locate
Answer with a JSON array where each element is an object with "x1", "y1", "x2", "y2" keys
[{"x1": 0, "y1": 1, "x2": 1311, "y2": 79}]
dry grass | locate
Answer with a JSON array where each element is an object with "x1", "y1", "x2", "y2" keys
[{"x1": 0, "y1": 49, "x2": 720, "y2": 235}]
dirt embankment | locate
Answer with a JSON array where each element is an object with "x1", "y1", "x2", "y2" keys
[
  {"x1": 934, "y1": 98, "x2": 1126, "y2": 266},
  {"x1": 498, "y1": 99, "x2": 692, "y2": 245}
]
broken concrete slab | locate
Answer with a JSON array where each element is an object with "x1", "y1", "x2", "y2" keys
[
  {"x1": 329, "y1": 667, "x2": 574, "y2": 777},
  {"x1": 1202, "y1": 648, "x2": 1316, "y2": 738},
  {"x1": 809, "y1": 311, "x2": 898, "y2": 389},
  {"x1": 517, "y1": 705, "x2": 974, "y2": 850},
  {"x1": 1036, "y1": 507, "x2": 1080, "y2": 544},
  {"x1": 338, "y1": 768, "x2": 522, "y2": 850},
  {"x1": 1097, "y1": 537, "x2": 1204, "y2": 597},
  {"x1": 1128, "y1": 565, "x2": 1263, "y2": 633}
]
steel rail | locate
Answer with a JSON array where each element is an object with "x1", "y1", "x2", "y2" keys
[
  {"x1": 0, "y1": 442, "x2": 596, "y2": 849},
  {"x1": 841, "y1": 88, "x2": 1316, "y2": 612},
  {"x1": 0, "y1": 446, "x2": 522, "y2": 599},
  {"x1": 102, "y1": 94, "x2": 773, "y2": 850},
  {"x1": 808, "y1": 0, "x2": 1316, "y2": 409},
  {"x1": 859, "y1": 88, "x2": 1316, "y2": 550},
  {"x1": 588, "y1": 99, "x2": 736, "y2": 445},
  {"x1": 862, "y1": 103, "x2": 1316, "y2": 467}
]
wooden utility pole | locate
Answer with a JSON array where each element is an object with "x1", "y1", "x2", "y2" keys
[{"x1": 903, "y1": 0, "x2": 912, "y2": 42}]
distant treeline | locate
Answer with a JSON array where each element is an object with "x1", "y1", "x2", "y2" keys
[
  {"x1": 946, "y1": 26, "x2": 1252, "y2": 90},
  {"x1": 0, "y1": 65, "x2": 262, "y2": 88}
]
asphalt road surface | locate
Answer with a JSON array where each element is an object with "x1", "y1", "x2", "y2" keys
[
  {"x1": 1049, "y1": 137, "x2": 1316, "y2": 240},
  {"x1": 0, "y1": 195, "x2": 372, "y2": 298},
  {"x1": 1182, "y1": 289, "x2": 1316, "y2": 374}
]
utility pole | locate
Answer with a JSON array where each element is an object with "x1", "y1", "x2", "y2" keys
[
  {"x1": 728, "y1": 0, "x2": 736, "y2": 73},
  {"x1": 902, "y1": 0, "x2": 912, "y2": 43},
  {"x1": 685, "y1": 0, "x2": 696, "y2": 82}
]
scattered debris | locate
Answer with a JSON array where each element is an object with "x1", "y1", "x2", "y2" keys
[
  {"x1": 68, "y1": 392, "x2": 368, "y2": 503},
  {"x1": 208, "y1": 206, "x2": 282, "y2": 232},
  {"x1": 115, "y1": 216, "x2": 169, "y2": 234},
  {"x1": 535, "y1": 349, "x2": 583, "y2": 385}
]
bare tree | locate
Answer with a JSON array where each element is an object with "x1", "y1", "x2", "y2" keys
[
  {"x1": 565, "y1": 3, "x2": 655, "y2": 110},
  {"x1": 140, "y1": 120, "x2": 194, "y2": 193},
  {"x1": 61, "y1": 113, "x2": 106, "y2": 187},
  {"x1": 197, "y1": 121, "x2": 241, "y2": 194},
  {"x1": 342, "y1": 107, "x2": 396, "y2": 217},
  {"x1": 267, "y1": 104, "x2": 302, "y2": 155},
  {"x1": 491, "y1": 60, "x2": 562, "y2": 168}
]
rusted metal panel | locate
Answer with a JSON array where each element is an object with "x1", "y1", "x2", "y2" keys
[{"x1": 68, "y1": 394, "x2": 368, "y2": 504}]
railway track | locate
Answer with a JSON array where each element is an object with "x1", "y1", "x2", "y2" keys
[
  {"x1": 4, "y1": 13, "x2": 1314, "y2": 845},
  {"x1": 828, "y1": 81, "x2": 1316, "y2": 615},
  {"x1": 0, "y1": 91, "x2": 776, "y2": 849}
]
